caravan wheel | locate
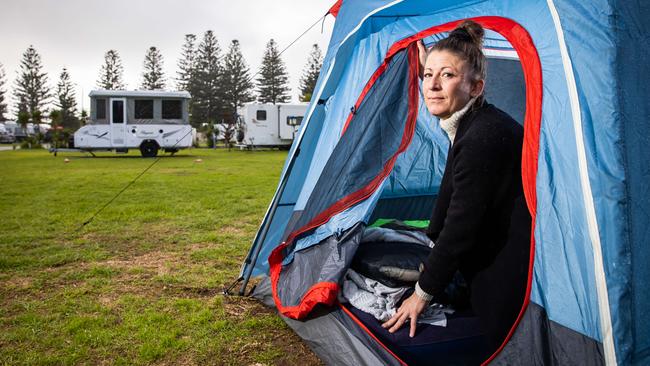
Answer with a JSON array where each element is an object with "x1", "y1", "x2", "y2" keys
[{"x1": 140, "y1": 141, "x2": 159, "y2": 157}]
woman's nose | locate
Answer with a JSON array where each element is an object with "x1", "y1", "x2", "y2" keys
[
  {"x1": 431, "y1": 75, "x2": 442, "y2": 90},
  {"x1": 424, "y1": 75, "x2": 440, "y2": 91}
]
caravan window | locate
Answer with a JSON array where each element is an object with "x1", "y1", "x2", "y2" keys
[
  {"x1": 134, "y1": 100, "x2": 154, "y2": 119},
  {"x1": 287, "y1": 116, "x2": 303, "y2": 126},
  {"x1": 112, "y1": 100, "x2": 124, "y2": 123},
  {"x1": 96, "y1": 99, "x2": 106, "y2": 119},
  {"x1": 256, "y1": 110, "x2": 267, "y2": 121},
  {"x1": 162, "y1": 100, "x2": 182, "y2": 119}
]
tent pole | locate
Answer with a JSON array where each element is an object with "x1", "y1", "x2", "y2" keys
[{"x1": 239, "y1": 147, "x2": 299, "y2": 296}]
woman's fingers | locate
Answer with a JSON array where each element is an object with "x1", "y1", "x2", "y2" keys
[
  {"x1": 410, "y1": 314, "x2": 418, "y2": 338},
  {"x1": 382, "y1": 307, "x2": 407, "y2": 331},
  {"x1": 382, "y1": 313, "x2": 398, "y2": 328},
  {"x1": 381, "y1": 293, "x2": 427, "y2": 337},
  {"x1": 382, "y1": 308, "x2": 414, "y2": 334},
  {"x1": 388, "y1": 312, "x2": 409, "y2": 333}
]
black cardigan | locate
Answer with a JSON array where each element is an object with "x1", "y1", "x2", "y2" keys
[{"x1": 419, "y1": 100, "x2": 532, "y2": 348}]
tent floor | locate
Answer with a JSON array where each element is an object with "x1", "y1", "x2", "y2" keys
[{"x1": 343, "y1": 303, "x2": 490, "y2": 365}]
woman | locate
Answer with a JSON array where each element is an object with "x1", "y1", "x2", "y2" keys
[{"x1": 382, "y1": 21, "x2": 531, "y2": 354}]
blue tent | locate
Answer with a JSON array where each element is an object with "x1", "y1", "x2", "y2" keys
[{"x1": 240, "y1": 1, "x2": 649, "y2": 364}]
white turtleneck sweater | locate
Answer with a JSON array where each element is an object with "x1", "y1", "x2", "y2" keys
[{"x1": 439, "y1": 97, "x2": 477, "y2": 144}]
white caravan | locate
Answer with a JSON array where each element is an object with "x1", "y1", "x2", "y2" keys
[
  {"x1": 0, "y1": 123, "x2": 15, "y2": 143},
  {"x1": 74, "y1": 90, "x2": 193, "y2": 157},
  {"x1": 235, "y1": 103, "x2": 307, "y2": 149},
  {"x1": 3, "y1": 121, "x2": 29, "y2": 140}
]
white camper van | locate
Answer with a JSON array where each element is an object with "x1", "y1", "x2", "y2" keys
[
  {"x1": 235, "y1": 103, "x2": 307, "y2": 149},
  {"x1": 73, "y1": 90, "x2": 194, "y2": 157}
]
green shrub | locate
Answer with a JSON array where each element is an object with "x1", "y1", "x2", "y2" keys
[{"x1": 20, "y1": 136, "x2": 42, "y2": 149}]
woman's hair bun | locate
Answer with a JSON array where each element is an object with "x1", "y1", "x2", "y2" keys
[
  {"x1": 431, "y1": 19, "x2": 487, "y2": 82},
  {"x1": 451, "y1": 20, "x2": 484, "y2": 48}
]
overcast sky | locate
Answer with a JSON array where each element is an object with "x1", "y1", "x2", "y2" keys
[{"x1": 0, "y1": 0, "x2": 336, "y2": 118}]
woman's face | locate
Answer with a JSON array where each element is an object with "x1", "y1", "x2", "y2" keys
[{"x1": 422, "y1": 50, "x2": 484, "y2": 119}]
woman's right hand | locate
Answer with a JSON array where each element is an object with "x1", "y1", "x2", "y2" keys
[{"x1": 382, "y1": 292, "x2": 428, "y2": 338}]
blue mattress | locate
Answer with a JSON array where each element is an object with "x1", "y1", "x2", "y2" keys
[{"x1": 344, "y1": 303, "x2": 490, "y2": 365}]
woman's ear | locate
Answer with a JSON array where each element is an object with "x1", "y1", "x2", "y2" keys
[{"x1": 470, "y1": 79, "x2": 485, "y2": 98}]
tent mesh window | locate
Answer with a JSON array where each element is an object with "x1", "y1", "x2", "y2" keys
[{"x1": 286, "y1": 47, "x2": 415, "y2": 247}]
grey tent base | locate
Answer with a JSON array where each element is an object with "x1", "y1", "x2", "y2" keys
[
  {"x1": 492, "y1": 301, "x2": 604, "y2": 365},
  {"x1": 253, "y1": 275, "x2": 606, "y2": 365},
  {"x1": 252, "y1": 276, "x2": 403, "y2": 366}
]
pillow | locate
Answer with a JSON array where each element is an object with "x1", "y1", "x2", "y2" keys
[{"x1": 351, "y1": 241, "x2": 431, "y2": 288}]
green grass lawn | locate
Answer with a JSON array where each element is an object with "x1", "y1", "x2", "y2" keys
[{"x1": 0, "y1": 148, "x2": 321, "y2": 365}]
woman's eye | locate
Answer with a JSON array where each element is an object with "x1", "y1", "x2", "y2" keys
[
  {"x1": 442, "y1": 72, "x2": 454, "y2": 78},
  {"x1": 423, "y1": 72, "x2": 432, "y2": 78}
]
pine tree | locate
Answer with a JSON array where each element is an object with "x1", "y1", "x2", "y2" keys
[
  {"x1": 176, "y1": 34, "x2": 197, "y2": 92},
  {"x1": 192, "y1": 30, "x2": 223, "y2": 126},
  {"x1": 256, "y1": 39, "x2": 290, "y2": 104},
  {"x1": 222, "y1": 39, "x2": 254, "y2": 123},
  {"x1": 97, "y1": 50, "x2": 125, "y2": 90},
  {"x1": 49, "y1": 109, "x2": 61, "y2": 126},
  {"x1": 55, "y1": 67, "x2": 79, "y2": 129},
  {"x1": 141, "y1": 46, "x2": 166, "y2": 90},
  {"x1": 16, "y1": 96, "x2": 29, "y2": 128},
  {"x1": 49, "y1": 109, "x2": 64, "y2": 148},
  {"x1": 32, "y1": 110, "x2": 43, "y2": 124},
  {"x1": 299, "y1": 44, "x2": 323, "y2": 102},
  {"x1": 176, "y1": 34, "x2": 199, "y2": 126},
  {"x1": 0, "y1": 63, "x2": 7, "y2": 121},
  {"x1": 220, "y1": 39, "x2": 254, "y2": 147},
  {"x1": 80, "y1": 109, "x2": 89, "y2": 125},
  {"x1": 13, "y1": 45, "x2": 51, "y2": 119}
]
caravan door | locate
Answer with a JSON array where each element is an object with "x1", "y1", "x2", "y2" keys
[{"x1": 110, "y1": 98, "x2": 127, "y2": 147}]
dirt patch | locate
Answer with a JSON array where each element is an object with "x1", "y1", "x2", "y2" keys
[
  {"x1": 169, "y1": 285, "x2": 219, "y2": 298},
  {"x1": 1, "y1": 276, "x2": 33, "y2": 290},
  {"x1": 102, "y1": 251, "x2": 180, "y2": 273},
  {"x1": 0, "y1": 276, "x2": 35, "y2": 311},
  {"x1": 97, "y1": 295, "x2": 116, "y2": 308},
  {"x1": 1, "y1": 261, "x2": 324, "y2": 366},
  {"x1": 91, "y1": 251, "x2": 186, "y2": 305},
  {"x1": 270, "y1": 332, "x2": 323, "y2": 366},
  {"x1": 219, "y1": 296, "x2": 323, "y2": 366},
  {"x1": 226, "y1": 329, "x2": 323, "y2": 366},
  {"x1": 186, "y1": 242, "x2": 212, "y2": 251},
  {"x1": 249, "y1": 321, "x2": 323, "y2": 366},
  {"x1": 153, "y1": 353, "x2": 196, "y2": 366},
  {"x1": 222, "y1": 294, "x2": 270, "y2": 320},
  {"x1": 79, "y1": 223, "x2": 190, "y2": 256},
  {"x1": 218, "y1": 225, "x2": 247, "y2": 237}
]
